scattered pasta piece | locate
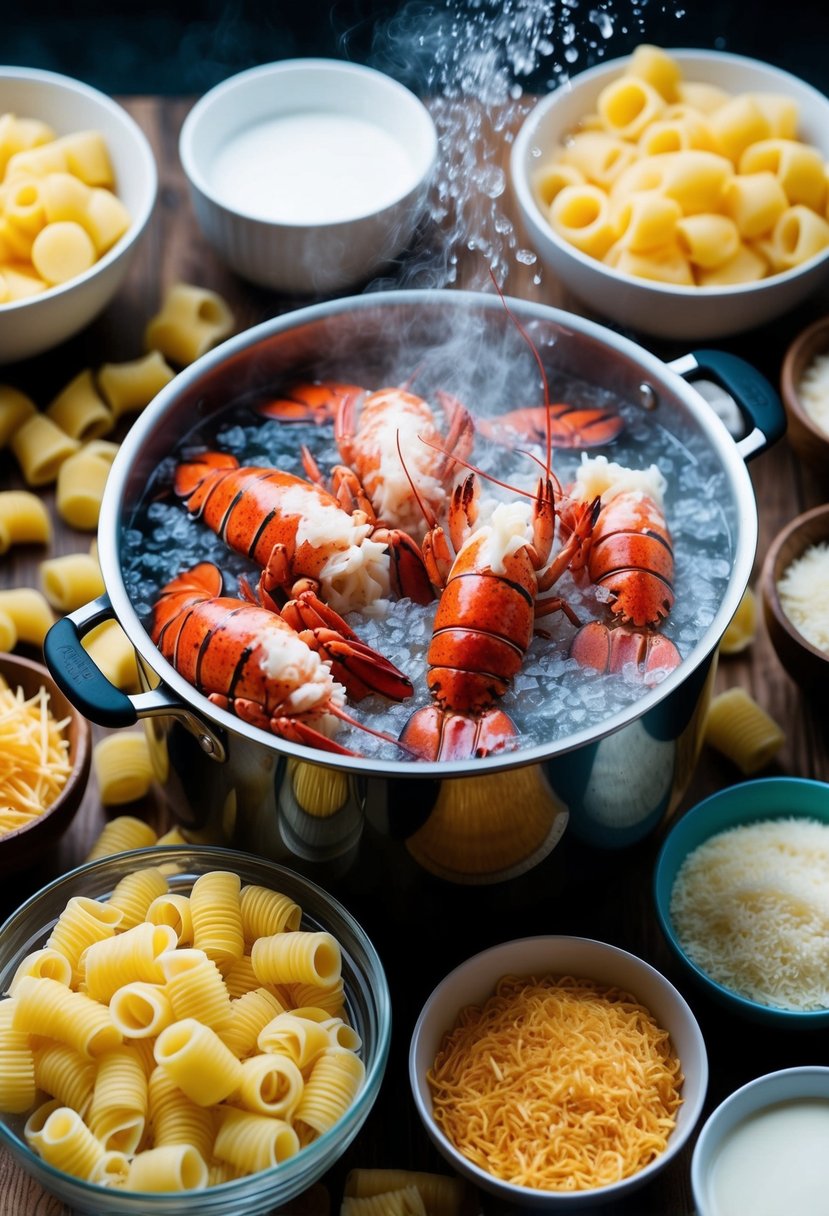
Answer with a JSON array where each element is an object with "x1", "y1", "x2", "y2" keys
[
  {"x1": 0, "y1": 588, "x2": 54, "y2": 646},
  {"x1": 46, "y1": 370, "x2": 113, "y2": 442},
  {"x1": 145, "y1": 283, "x2": 235, "y2": 366},
  {"x1": 0, "y1": 490, "x2": 51, "y2": 555},
  {"x1": 85, "y1": 815, "x2": 158, "y2": 861},
  {"x1": 10, "y1": 413, "x2": 81, "y2": 487},
  {"x1": 288, "y1": 759, "x2": 350, "y2": 817},
  {"x1": 97, "y1": 351, "x2": 176, "y2": 420},
  {"x1": 704, "y1": 686, "x2": 785, "y2": 773},
  {"x1": 0, "y1": 609, "x2": 17, "y2": 651},
  {"x1": 341, "y1": 1186, "x2": 426, "y2": 1215},
  {"x1": 81, "y1": 620, "x2": 139, "y2": 692},
  {"x1": 343, "y1": 1169, "x2": 473, "y2": 1216},
  {"x1": 40, "y1": 552, "x2": 105, "y2": 613},
  {"x1": 719, "y1": 586, "x2": 758, "y2": 654},
  {"x1": 93, "y1": 733, "x2": 154, "y2": 805},
  {"x1": 55, "y1": 441, "x2": 118, "y2": 531},
  {"x1": 0, "y1": 674, "x2": 71, "y2": 840},
  {"x1": 0, "y1": 384, "x2": 37, "y2": 447}
]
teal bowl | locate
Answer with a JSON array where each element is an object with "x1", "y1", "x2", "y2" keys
[{"x1": 654, "y1": 777, "x2": 829, "y2": 1027}]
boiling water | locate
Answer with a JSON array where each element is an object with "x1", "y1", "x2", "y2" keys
[{"x1": 121, "y1": 354, "x2": 734, "y2": 763}]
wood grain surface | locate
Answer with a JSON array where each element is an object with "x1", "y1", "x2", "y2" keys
[{"x1": 1, "y1": 96, "x2": 828, "y2": 1216}]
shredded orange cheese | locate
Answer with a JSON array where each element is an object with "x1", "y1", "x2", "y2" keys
[
  {"x1": 0, "y1": 675, "x2": 72, "y2": 836},
  {"x1": 427, "y1": 973, "x2": 684, "y2": 1192}
]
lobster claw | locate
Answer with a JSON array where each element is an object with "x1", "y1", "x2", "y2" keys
[
  {"x1": 399, "y1": 705, "x2": 517, "y2": 761},
  {"x1": 373, "y1": 526, "x2": 436, "y2": 605},
  {"x1": 570, "y1": 621, "x2": 681, "y2": 685}
]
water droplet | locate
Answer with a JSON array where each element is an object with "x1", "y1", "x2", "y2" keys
[
  {"x1": 589, "y1": 9, "x2": 615, "y2": 37},
  {"x1": 564, "y1": 45, "x2": 579, "y2": 63},
  {"x1": 516, "y1": 249, "x2": 537, "y2": 265}
]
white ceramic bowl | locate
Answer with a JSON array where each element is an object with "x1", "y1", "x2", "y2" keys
[
  {"x1": 409, "y1": 935, "x2": 708, "y2": 1208},
  {"x1": 179, "y1": 59, "x2": 438, "y2": 295},
  {"x1": 511, "y1": 49, "x2": 829, "y2": 341},
  {"x1": 692, "y1": 1066, "x2": 829, "y2": 1215},
  {"x1": 0, "y1": 66, "x2": 157, "y2": 364}
]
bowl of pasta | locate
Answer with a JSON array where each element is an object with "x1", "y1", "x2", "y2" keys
[
  {"x1": 0, "y1": 845, "x2": 391, "y2": 1214},
  {"x1": 0, "y1": 66, "x2": 157, "y2": 364},
  {"x1": 0, "y1": 651, "x2": 90, "y2": 874},
  {"x1": 409, "y1": 934, "x2": 707, "y2": 1208},
  {"x1": 511, "y1": 45, "x2": 829, "y2": 341},
  {"x1": 654, "y1": 776, "x2": 829, "y2": 1026}
]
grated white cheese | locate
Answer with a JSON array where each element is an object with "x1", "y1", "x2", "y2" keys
[
  {"x1": 670, "y1": 817, "x2": 829, "y2": 1011},
  {"x1": 571, "y1": 454, "x2": 667, "y2": 507},
  {"x1": 777, "y1": 542, "x2": 829, "y2": 653},
  {"x1": 797, "y1": 350, "x2": 829, "y2": 438}
]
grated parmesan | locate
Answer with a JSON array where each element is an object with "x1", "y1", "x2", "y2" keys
[
  {"x1": 0, "y1": 676, "x2": 71, "y2": 837},
  {"x1": 776, "y1": 542, "x2": 829, "y2": 653},
  {"x1": 670, "y1": 817, "x2": 829, "y2": 1011},
  {"x1": 797, "y1": 350, "x2": 829, "y2": 438}
]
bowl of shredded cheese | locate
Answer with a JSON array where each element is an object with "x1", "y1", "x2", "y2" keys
[
  {"x1": 759, "y1": 502, "x2": 829, "y2": 691},
  {"x1": 0, "y1": 651, "x2": 90, "y2": 873},
  {"x1": 408, "y1": 935, "x2": 707, "y2": 1208},
  {"x1": 781, "y1": 315, "x2": 829, "y2": 479},
  {"x1": 654, "y1": 776, "x2": 829, "y2": 1026}
]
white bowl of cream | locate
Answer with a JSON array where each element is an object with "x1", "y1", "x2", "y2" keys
[
  {"x1": 692, "y1": 1066, "x2": 829, "y2": 1216},
  {"x1": 179, "y1": 59, "x2": 438, "y2": 295}
]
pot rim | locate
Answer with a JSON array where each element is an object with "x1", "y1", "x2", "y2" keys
[{"x1": 98, "y1": 288, "x2": 758, "y2": 778}]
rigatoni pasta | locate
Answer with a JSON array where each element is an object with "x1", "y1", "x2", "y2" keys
[
  {"x1": 46, "y1": 369, "x2": 113, "y2": 442},
  {"x1": 0, "y1": 490, "x2": 51, "y2": 555},
  {"x1": 40, "y1": 551, "x2": 105, "y2": 613},
  {"x1": 704, "y1": 686, "x2": 785, "y2": 773},
  {"x1": 533, "y1": 44, "x2": 829, "y2": 285},
  {"x1": 97, "y1": 350, "x2": 176, "y2": 420},
  {"x1": 145, "y1": 283, "x2": 235, "y2": 366},
  {"x1": 10, "y1": 413, "x2": 80, "y2": 486},
  {"x1": 92, "y1": 731, "x2": 154, "y2": 806}
]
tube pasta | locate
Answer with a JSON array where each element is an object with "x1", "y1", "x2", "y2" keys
[
  {"x1": 159, "y1": 948, "x2": 233, "y2": 1028},
  {"x1": 232, "y1": 1051, "x2": 305, "y2": 1118},
  {"x1": 675, "y1": 213, "x2": 740, "y2": 268},
  {"x1": 85, "y1": 814, "x2": 157, "y2": 861},
  {"x1": 767, "y1": 204, "x2": 829, "y2": 270},
  {"x1": 341, "y1": 1188, "x2": 427, "y2": 1216},
  {"x1": 213, "y1": 1106, "x2": 299, "y2": 1172},
  {"x1": 0, "y1": 998, "x2": 37, "y2": 1114},
  {"x1": 47, "y1": 895, "x2": 123, "y2": 975},
  {"x1": 257, "y1": 1011, "x2": 330, "y2": 1069},
  {"x1": 81, "y1": 620, "x2": 139, "y2": 692},
  {"x1": 0, "y1": 587, "x2": 54, "y2": 645},
  {"x1": 153, "y1": 1019, "x2": 243, "y2": 1106},
  {"x1": 612, "y1": 190, "x2": 681, "y2": 252},
  {"x1": 696, "y1": 241, "x2": 768, "y2": 286},
  {"x1": 218, "y1": 987, "x2": 285, "y2": 1058},
  {"x1": 146, "y1": 892, "x2": 194, "y2": 945},
  {"x1": 719, "y1": 587, "x2": 758, "y2": 655},
  {"x1": 37, "y1": 1106, "x2": 107, "y2": 1180},
  {"x1": 560, "y1": 132, "x2": 638, "y2": 189},
  {"x1": 8, "y1": 947, "x2": 73, "y2": 993},
  {"x1": 597, "y1": 75, "x2": 665, "y2": 140},
  {"x1": 55, "y1": 442, "x2": 118, "y2": 530},
  {"x1": 533, "y1": 162, "x2": 584, "y2": 208},
  {"x1": 83, "y1": 922, "x2": 178, "y2": 1002},
  {"x1": 46, "y1": 369, "x2": 113, "y2": 441},
  {"x1": 87, "y1": 1046, "x2": 148, "y2": 1153},
  {"x1": 740, "y1": 138, "x2": 828, "y2": 210},
  {"x1": 223, "y1": 953, "x2": 265, "y2": 998},
  {"x1": 344, "y1": 1169, "x2": 472, "y2": 1216},
  {"x1": 548, "y1": 184, "x2": 615, "y2": 257},
  {"x1": 190, "y1": 869, "x2": 245, "y2": 971},
  {"x1": 126, "y1": 1144, "x2": 208, "y2": 1192},
  {"x1": 40, "y1": 551, "x2": 105, "y2": 613},
  {"x1": 723, "y1": 170, "x2": 789, "y2": 238},
  {"x1": 108, "y1": 866, "x2": 169, "y2": 930},
  {"x1": 97, "y1": 351, "x2": 176, "y2": 420},
  {"x1": 148, "y1": 1066, "x2": 216, "y2": 1162},
  {"x1": 294, "y1": 1045, "x2": 365, "y2": 1137},
  {"x1": 0, "y1": 491, "x2": 51, "y2": 554},
  {"x1": 12, "y1": 976, "x2": 122, "y2": 1058},
  {"x1": 704, "y1": 686, "x2": 785, "y2": 774},
  {"x1": 93, "y1": 731, "x2": 154, "y2": 806},
  {"x1": 240, "y1": 883, "x2": 302, "y2": 940},
  {"x1": 33, "y1": 1042, "x2": 95, "y2": 1117},
  {"x1": 627, "y1": 44, "x2": 682, "y2": 102},
  {"x1": 0, "y1": 384, "x2": 36, "y2": 446},
  {"x1": 110, "y1": 981, "x2": 175, "y2": 1039},
  {"x1": 289, "y1": 977, "x2": 346, "y2": 1017},
  {"x1": 251, "y1": 930, "x2": 341, "y2": 988},
  {"x1": 145, "y1": 283, "x2": 235, "y2": 366}
]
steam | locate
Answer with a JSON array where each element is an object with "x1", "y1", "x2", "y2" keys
[{"x1": 362, "y1": 0, "x2": 684, "y2": 293}]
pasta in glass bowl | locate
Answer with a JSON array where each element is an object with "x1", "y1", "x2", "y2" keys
[
  {"x1": 408, "y1": 935, "x2": 707, "y2": 1208},
  {"x1": 511, "y1": 47, "x2": 829, "y2": 341},
  {"x1": 0, "y1": 846, "x2": 391, "y2": 1215}
]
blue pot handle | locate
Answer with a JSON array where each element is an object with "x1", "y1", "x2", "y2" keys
[
  {"x1": 44, "y1": 595, "x2": 138, "y2": 727},
  {"x1": 673, "y1": 348, "x2": 786, "y2": 461}
]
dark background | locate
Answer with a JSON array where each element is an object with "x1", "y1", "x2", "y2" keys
[{"x1": 4, "y1": 0, "x2": 829, "y2": 100}]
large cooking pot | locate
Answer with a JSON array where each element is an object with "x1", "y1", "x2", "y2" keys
[{"x1": 45, "y1": 291, "x2": 784, "y2": 882}]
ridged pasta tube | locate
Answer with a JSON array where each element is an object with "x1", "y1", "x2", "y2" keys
[
  {"x1": 33, "y1": 1042, "x2": 95, "y2": 1116},
  {"x1": 190, "y1": 869, "x2": 244, "y2": 970},
  {"x1": 231, "y1": 1051, "x2": 305, "y2": 1118},
  {"x1": 158, "y1": 948, "x2": 233, "y2": 1028},
  {"x1": 218, "y1": 987, "x2": 285, "y2": 1058},
  {"x1": 289, "y1": 977, "x2": 346, "y2": 1017},
  {"x1": 213, "y1": 1106, "x2": 299, "y2": 1172},
  {"x1": 0, "y1": 491, "x2": 51, "y2": 554},
  {"x1": 145, "y1": 283, "x2": 235, "y2": 366},
  {"x1": 126, "y1": 1144, "x2": 208, "y2": 1192},
  {"x1": 251, "y1": 930, "x2": 341, "y2": 987},
  {"x1": 221, "y1": 954, "x2": 262, "y2": 998},
  {"x1": 110, "y1": 980, "x2": 175, "y2": 1039},
  {"x1": 145, "y1": 891, "x2": 194, "y2": 945},
  {"x1": 341, "y1": 1187, "x2": 427, "y2": 1216},
  {"x1": 153, "y1": 1018, "x2": 243, "y2": 1106},
  {"x1": 256, "y1": 1011, "x2": 330, "y2": 1070},
  {"x1": 87, "y1": 1046, "x2": 148, "y2": 1153},
  {"x1": 40, "y1": 551, "x2": 106, "y2": 613},
  {"x1": 0, "y1": 998, "x2": 36, "y2": 1114},
  {"x1": 38, "y1": 1106, "x2": 106, "y2": 1180},
  {"x1": 8, "y1": 947, "x2": 73, "y2": 993},
  {"x1": 12, "y1": 975, "x2": 122, "y2": 1058},
  {"x1": 46, "y1": 895, "x2": 123, "y2": 974},
  {"x1": 23, "y1": 1098, "x2": 62, "y2": 1151},
  {"x1": 93, "y1": 731, "x2": 155, "y2": 806},
  {"x1": 344, "y1": 1168, "x2": 471, "y2": 1215},
  {"x1": 108, "y1": 866, "x2": 169, "y2": 929},
  {"x1": 83, "y1": 921, "x2": 178, "y2": 1002},
  {"x1": 148, "y1": 1065, "x2": 215, "y2": 1162},
  {"x1": 85, "y1": 814, "x2": 157, "y2": 861},
  {"x1": 704, "y1": 686, "x2": 785, "y2": 774},
  {"x1": 294, "y1": 1045, "x2": 365, "y2": 1137},
  {"x1": 239, "y1": 883, "x2": 302, "y2": 940},
  {"x1": 290, "y1": 1006, "x2": 361, "y2": 1051},
  {"x1": 46, "y1": 369, "x2": 113, "y2": 441}
]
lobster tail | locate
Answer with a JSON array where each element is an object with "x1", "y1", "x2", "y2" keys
[
  {"x1": 174, "y1": 450, "x2": 240, "y2": 501},
  {"x1": 570, "y1": 621, "x2": 681, "y2": 685},
  {"x1": 399, "y1": 705, "x2": 517, "y2": 761}
]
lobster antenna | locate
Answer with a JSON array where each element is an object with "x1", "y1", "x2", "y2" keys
[
  {"x1": 416, "y1": 434, "x2": 538, "y2": 502},
  {"x1": 327, "y1": 702, "x2": 420, "y2": 758},
  {"x1": 488, "y1": 267, "x2": 554, "y2": 482},
  {"x1": 395, "y1": 429, "x2": 438, "y2": 528}
]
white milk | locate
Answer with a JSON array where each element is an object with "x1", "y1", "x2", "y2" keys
[
  {"x1": 709, "y1": 1098, "x2": 829, "y2": 1215},
  {"x1": 209, "y1": 112, "x2": 418, "y2": 224}
]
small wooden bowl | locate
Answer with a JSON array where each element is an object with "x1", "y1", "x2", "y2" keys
[
  {"x1": 760, "y1": 504, "x2": 829, "y2": 691},
  {"x1": 781, "y1": 315, "x2": 829, "y2": 478},
  {"x1": 0, "y1": 651, "x2": 90, "y2": 874}
]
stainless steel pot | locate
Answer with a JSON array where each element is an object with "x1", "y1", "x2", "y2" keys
[{"x1": 45, "y1": 291, "x2": 784, "y2": 881}]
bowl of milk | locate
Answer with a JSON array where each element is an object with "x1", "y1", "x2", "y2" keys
[
  {"x1": 179, "y1": 58, "x2": 438, "y2": 295},
  {"x1": 692, "y1": 1066, "x2": 829, "y2": 1216}
]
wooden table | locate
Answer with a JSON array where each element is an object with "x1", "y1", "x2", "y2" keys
[{"x1": 1, "y1": 95, "x2": 828, "y2": 1216}]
